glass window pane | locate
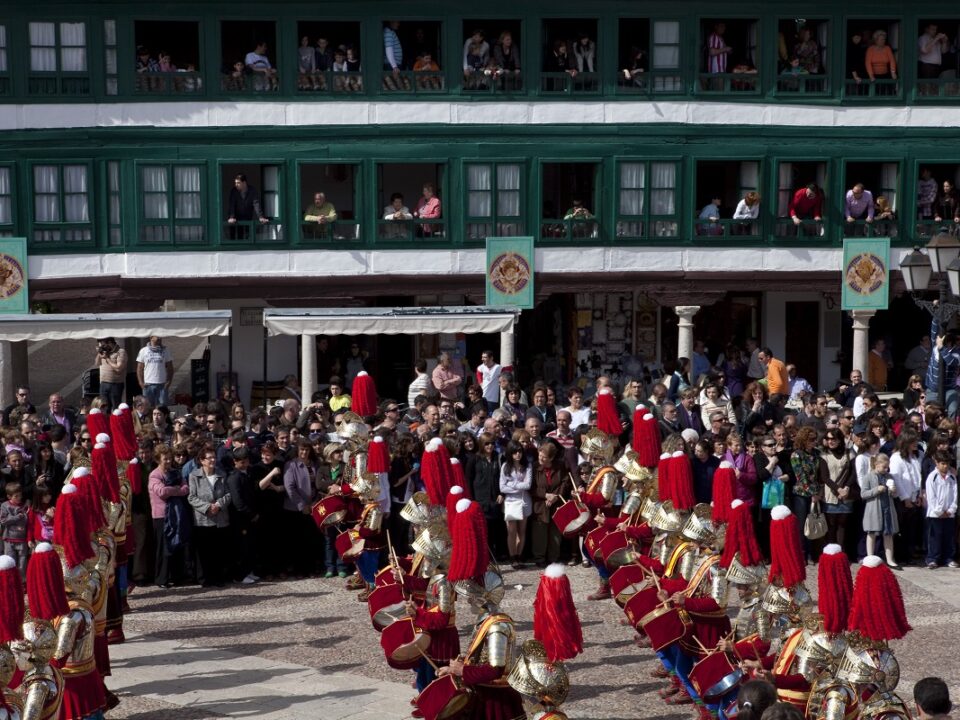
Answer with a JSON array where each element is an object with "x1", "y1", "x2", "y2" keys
[
  {"x1": 497, "y1": 164, "x2": 520, "y2": 190},
  {"x1": 469, "y1": 191, "x2": 491, "y2": 217},
  {"x1": 467, "y1": 165, "x2": 491, "y2": 191},
  {"x1": 103, "y1": 20, "x2": 116, "y2": 46},
  {"x1": 498, "y1": 190, "x2": 520, "y2": 216}
]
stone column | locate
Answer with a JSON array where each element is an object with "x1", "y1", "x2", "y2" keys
[
  {"x1": 500, "y1": 330, "x2": 515, "y2": 371},
  {"x1": 0, "y1": 341, "x2": 13, "y2": 409},
  {"x1": 301, "y1": 334, "x2": 316, "y2": 404},
  {"x1": 675, "y1": 306, "x2": 701, "y2": 361},
  {"x1": 851, "y1": 310, "x2": 875, "y2": 383}
]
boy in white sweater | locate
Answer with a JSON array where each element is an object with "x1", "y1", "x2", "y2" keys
[{"x1": 925, "y1": 451, "x2": 958, "y2": 569}]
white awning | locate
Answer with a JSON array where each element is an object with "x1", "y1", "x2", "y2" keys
[
  {"x1": 0, "y1": 310, "x2": 232, "y2": 342},
  {"x1": 263, "y1": 307, "x2": 519, "y2": 337}
]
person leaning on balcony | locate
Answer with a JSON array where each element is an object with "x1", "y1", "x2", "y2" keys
[
  {"x1": 865, "y1": 30, "x2": 897, "y2": 83},
  {"x1": 789, "y1": 182, "x2": 824, "y2": 232},
  {"x1": 492, "y1": 32, "x2": 521, "y2": 82},
  {"x1": 573, "y1": 33, "x2": 596, "y2": 73},
  {"x1": 934, "y1": 180, "x2": 960, "y2": 224},
  {"x1": 845, "y1": 183, "x2": 875, "y2": 234},
  {"x1": 733, "y1": 191, "x2": 760, "y2": 234},
  {"x1": 303, "y1": 192, "x2": 337, "y2": 226},
  {"x1": 698, "y1": 196, "x2": 723, "y2": 236},
  {"x1": 414, "y1": 183, "x2": 442, "y2": 236},
  {"x1": 383, "y1": 193, "x2": 413, "y2": 221},
  {"x1": 227, "y1": 174, "x2": 269, "y2": 232}
]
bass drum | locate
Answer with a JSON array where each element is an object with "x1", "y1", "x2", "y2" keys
[
  {"x1": 380, "y1": 617, "x2": 431, "y2": 671},
  {"x1": 416, "y1": 675, "x2": 474, "y2": 720}
]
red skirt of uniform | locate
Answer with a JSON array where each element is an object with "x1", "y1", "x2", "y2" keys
[
  {"x1": 462, "y1": 665, "x2": 525, "y2": 720},
  {"x1": 94, "y1": 631, "x2": 111, "y2": 676},
  {"x1": 60, "y1": 663, "x2": 106, "y2": 720},
  {"x1": 427, "y1": 626, "x2": 461, "y2": 664}
]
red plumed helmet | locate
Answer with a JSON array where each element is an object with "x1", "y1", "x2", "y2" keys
[
  {"x1": 711, "y1": 462, "x2": 737, "y2": 525},
  {"x1": 0, "y1": 555, "x2": 24, "y2": 642},
  {"x1": 446, "y1": 486, "x2": 465, "y2": 529},
  {"x1": 26, "y1": 543, "x2": 69, "y2": 621},
  {"x1": 85, "y1": 408, "x2": 109, "y2": 437},
  {"x1": 656, "y1": 452, "x2": 672, "y2": 500},
  {"x1": 596, "y1": 389, "x2": 621, "y2": 437},
  {"x1": 366, "y1": 436, "x2": 390, "y2": 474},
  {"x1": 632, "y1": 412, "x2": 661, "y2": 468},
  {"x1": 447, "y1": 499, "x2": 488, "y2": 583},
  {"x1": 669, "y1": 451, "x2": 696, "y2": 511},
  {"x1": 91, "y1": 439, "x2": 121, "y2": 504},
  {"x1": 768, "y1": 506, "x2": 806, "y2": 587},
  {"x1": 534, "y1": 564, "x2": 584, "y2": 662},
  {"x1": 720, "y1": 500, "x2": 763, "y2": 569},
  {"x1": 54, "y1": 484, "x2": 96, "y2": 568},
  {"x1": 449, "y1": 458, "x2": 469, "y2": 497},
  {"x1": 848, "y1": 555, "x2": 911, "y2": 641},
  {"x1": 818, "y1": 544, "x2": 853, "y2": 634},
  {"x1": 351, "y1": 372, "x2": 378, "y2": 418},
  {"x1": 110, "y1": 407, "x2": 138, "y2": 462},
  {"x1": 71, "y1": 468, "x2": 106, "y2": 531},
  {"x1": 421, "y1": 438, "x2": 448, "y2": 506}
]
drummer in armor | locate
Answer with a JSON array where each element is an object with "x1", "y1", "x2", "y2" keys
[
  {"x1": 577, "y1": 430, "x2": 623, "y2": 601},
  {"x1": 0, "y1": 556, "x2": 24, "y2": 720}
]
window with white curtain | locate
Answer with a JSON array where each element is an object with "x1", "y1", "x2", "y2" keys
[
  {"x1": 104, "y1": 20, "x2": 117, "y2": 95},
  {"x1": 466, "y1": 163, "x2": 523, "y2": 240},
  {"x1": 0, "y1": 168, "x2": 12, "y2": 228},
  {"x1": 652, "y1": 21, "x2": 682, "y2": 92},
  {"x1": 107, "y1": 161, "x2": 121, "y2": 246},
  {"x1": 32, "y1": 164, "x2": 91, "y2": 243},
  {"x1": 29, "y1": 21, "x2": 87, "y2": 72},
  {"x1": 140, "y1": 165, "x2": 204, "y2": 244},
  {"x1": 0, "y1": 26, "x2": 8, "y2": 74},
  {"x1": 617, "y1": 161, "x2": 678, "y2": 238},
  {"x1": 617, "y1": 163, "x2": 645, "y2": 238}
]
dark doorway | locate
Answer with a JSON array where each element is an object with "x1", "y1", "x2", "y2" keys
[{"x1": 785, "y1": 301, "x2": 820, "y2": 390}]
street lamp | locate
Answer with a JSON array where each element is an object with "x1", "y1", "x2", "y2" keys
[{"x1": 899, "y1": 230, "x2": 960, "y2": 405}]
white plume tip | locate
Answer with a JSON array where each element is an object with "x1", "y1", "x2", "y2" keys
[
  {"x1": 373, "y1": 436, "x2": 384, "y2": 443},
  {"x1": 0, "y1": 556, "x2": 15, "y2": 571},
  {"x1": 118, "y1": 403, "x2": 130, "y2": 410},
  {"x1": 823, "y1": 544, "x2": 843, "y2": 556},
  {"x1": 455, "y1": 498, "x2": 472, "y2": 513},
  {"x1": 94, "y1": 443, "x2": 105, "y2": 450},
  {"x1": 598, "y1": 388, "x2": 612, "y2": 396},
  {"x1": 72, "y1": 467, "x2": 91, "y2": 477},
  {"x1": 450, "y1": 485, "x2": 464, "y2": 496},
  {"x1": 357, "y1": 371, "x2": 369, "y2": 377},
  {"x1": 643, "y1": 413, "x2": 654, "y2": 421},
  {"x1": 34, "y1": 542, "x2": 54, "y2": 554},
  {"x1": 671, "y1": 450, "x2": 686, "y2": 458},
  {"x1": 770, "y1": 505, "x2": 792, "y2": 521},
  {"x1": 659, "y1": 452, "x2": 671, "y2": 460},
  {"x1": 450, "y1": 458, "x2": 461, "y2": 465},
  {"x1": 862, "y1": 555, "x2": 884, "y2": 568},
  {"x1": 731, "y1": 499, "x2": 744, "y2": 509},
  {"x1": 544, "y1": 563, "x2": 566, "y2": 579},
  {"x1": 426, "y1": 438, "x2": 442, "y2": 452},
  {"x1": 61, "y1": 484, "x2": 78, "y2": 495},
  {"x1": 89, "y1": 408, "x2": 101, "y2": 415},
  {"x1": 719, "y1": 461, "x2": 734, "y2": 469},
  {"x1": 96, "y1": 433, "x2": 111, "y2": 443}
]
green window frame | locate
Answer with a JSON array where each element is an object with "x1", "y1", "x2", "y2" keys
[
  {"x1": 650, "y1": 20, "x2": 683, "y2": 93},
  {"x1": 842, "y1": 18, "x2": 902, "y2": 100},
  {"x1": 104, "y1": 19, "x2": 118, "y2": 96},
  {"x1": 219, "y1": 163, "x2": 284, "y2": 244},
  {"x1": 464, "y1": 162, "x2": 524, "y2": 242},
  {"x1": 0, "y1": 166, "x2": 14, "y2": 237},
  {"x1": 773, "y1": 159, "x2": 828, "y2": 240},
  {"x1": 30, "y1": 162, "x2": 94, "y2": 246},
  {"x1": 27, "y1": 21, "x2": 91, "y2": 97},
  {"x1": 775, "y1": 18, "x2": 830, "y2": 96},
  {"x1": 0, "y1": 25, "x2": 9, "y2": 96},
  {"x1": 297, "y1": 161, "x2": 362, "y2": 244},
  {"x1": 615, "y1": 160, "x2": 680, "y2": 240},
  {"x1": 138, "y1": 163, "x2": 205, "y2": 245},
  {"x1": 106, "y1": 161, "x2": 122, "y2": 246}
]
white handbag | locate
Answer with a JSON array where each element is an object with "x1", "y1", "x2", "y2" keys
[{"x1": 503, "y1": 498, "x2": 526, "y2": 522}]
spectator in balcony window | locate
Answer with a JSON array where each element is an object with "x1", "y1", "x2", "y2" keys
[
  {"x1": 383, "y1": 192, "x2": 413, "y2": 238},
  {"x1": 464, "y1": 42, "x2": 488, "y2": 88},
  {"x1": 463, "y1": 29, "x2": 490, "y2": 80},
  {"x1": 414, "y1": 183, "x2": 442, "y2": 236},
  {"x1": 563, "y1": 198, "x2": 593, "y2": 221},
  {"x1": 157, "y1": 50, "x2": 176, "y2": 74},
  {"x1": 492, "y1": 31, "x2": 521, "y2": 89},
  {"x1": 345, "y1": 46, "x2": 361, "y2": 72},
  {"x1": 413, "y1": 52, "x2": 441, "y2": 90},
  {"x1": 315, "y1": 37, "x2": 333, "y2": 72},
  {"x1": 706, "y1": 22, "x2": 733, "y2": 74},
  {"x1": 383, "y1": 21, "x2": 405, "y2": 90},
  {"x1": 545, "y1": 40, "x2": 577, "y2": 84},
  {"x1": 573, "y1": 33, "x2": 596, "y2": 73},
  {"x1": 303, "y1": 192, "x2": 338, "y2": 239},
  {"x1": 845, "y1": 183, "x2": 875, "y2": 236},
  {"x1": 227, "y1": 173, "x2": 269, "y2": 239},
  {"x1": 865, "y1": 30, "x2": 897, "y2": 86},
  {"x1": 733, "y1": 191, "x2": 761, "y2": 235},
  {"x1": 846, "y1": 29, "x2": 870, "y2": 85},
  {"x1": 298, "y1": 36, "x2": 318, "y2": 90},
  {"x1": 621, "y1": 47, "x2": 646, "y2": 87},
  {"x1": 789, "y1": 182, "x2": 824, "y2": 235},
  {"x1": 245, "y1": 41, "x2": 278, "y2": 91},
  {"x1": 698, "y1": 196, "x2": 723, "y2": 236},
  {"x1": 136, "y1": 46, "x2": 160, "y2": 92},
  {"x1": 935, "y1": 180, "x2": 960, "y2": 224},
  {"x1": 794, "y1": 27, "x2": 821, "y2": 74},
  {"x1": 223, "y1": 60, "x2": 246, "y2": 92},
  {"x1": 875, "y1": 195, "x2": 896, "y2": 234},
  {"x1": 918, "y1": 24, "x2": 949, "y2": 87},
  {"x1": 918, "y1": 168, "x2": 939, "y2": 220}
]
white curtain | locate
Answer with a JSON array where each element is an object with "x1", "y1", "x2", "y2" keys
[
  {"x1": 60, "y1": 23, "x2": 86, "y2": 72},
  {"x1": 817, "y1": 22, "x2": 828, "y2": 71},
  {"x1": 174, "y1": 166, "x2": 201, "y2": 219},
  {"x1": 777, "y1": 162, "x2": 793, "y2": 215},
  {"x1": 619, "y1": 163, "x2": 645, "y2": 215},
  {"x1": 107, "y1": 162, "x2": 120, "y2": 225},
  {"x1": 29, "y1": 22, "x2": 56, "y2": 72},
  {"x1": 747, "y1": 22, "x2": 758, "y2": 67},
  {"x1": 650, "y1": 162, "x2": 675, "y2": 215},
  {"x1": 497, "y1": 164, "x2": 520, "y2": 216},
  {"x1": 0, "y1": 168, "x2": 9, "y2": 225},
  {"x1": 262, "y1": 165, "x2": 280, "y2": 217},
  {"x1": 142, "y1": 166, "x2": 168, "y2": 219},
  {"x1": 881, "y1": 162, "x2": 898, "y2": 211},
  {"x1": 468, "y1": 165, "x2": 492, "y2": 217},
  {"x1": 63, "y1": 166, "x2": 88, "y2": 222},
  {"x1": 33, "y1": 166, "x2": 59, "y2": 221},
  {"x1": 740, "y1": 161, "x2": 759, "y2": 191},
  {"x1": 653, "y1": 22, "x2": 680, "y2": 68},
  {"x1": 0, "y1": 26, "x2": 7, "y2": 73},
  {"x1": 103, "y1": 20, "x2": 116, "y2": 46}
]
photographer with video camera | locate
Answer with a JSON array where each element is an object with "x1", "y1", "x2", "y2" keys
[{"x1": 94, "y1": 336, "x2": 128, "y2": 410}]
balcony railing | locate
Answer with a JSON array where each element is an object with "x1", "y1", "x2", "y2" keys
[
  {"x1": 134, "y1": 71, "x2": 204, "y2": 96},
  {"x1": 221, "y1": 220, "x2": 283, "y2": 243},
  {"x1": 694, "y1": 218, "x2": 762, "y2": 239},
  {"x1": 539, "y1": 72, "x2": 600, "y2": 94},
  {"x1": 615, "y1": 70, "x2": 684, "y2": 95},
  {"x1": 842, "y1": 78, "x2": 900, "y2": 99},
  {"x1": 913, "y1": 76, "x2": 960, "y2": 101},
  {"x1": 461, "y1": 70, "x2": 523, "y2": 94},
  {"x1": 540, "y1": 217, "x2": 600, "y2": 241},
  {"x1": 774, "y1": 217, "x2": 827, "y2": 238},
  {"x1": 775, "y1": 73, "x2": 829, "y2": 95},
  {"x1": 219, "y1": 72, "x2": 279, "y2": 94},
  {"x1": 376, "y1": 218, "x2": 446, "y2": 242},
  {"x1": 300, "y1": 220, "x2": 361, "y2": 243},
  {"x1": 31, "y1": 224, "x2": 94, "y2": 245},
  {"x1": 915, "y1": 220, "x2": 959, "y2": 242},
  {"x1": 465, "y1": 221, "x2": 525, "y2": 242},
  {"x1": 381, "y1": 70, "x2": 445, "y2": 94},
  {"x1": 296, "y1": 70, "x2": 365, "y2": 94},
  {"x1": 27, "y1": 73, "x2": 90, "y2": 96},
  {"x1": 842, "y1": 218, "x2": 899, "y2": 238},
  {"x1": 696, "y1": 71, "x2": 761, "y2": 95}
]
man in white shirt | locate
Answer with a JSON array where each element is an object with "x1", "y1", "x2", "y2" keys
[
  {"x1": 563, "y1": 386, "x2": 591, "y2": 430},
  {"x1": 407, "y1": 359, "x2": 431, "y2": 408},
  {"x1": 787, "y1": 364, "x2": 814, "y2": 401},
  {"x1": 136, "y1": 336, "x2": 174, "y2": 407},
  {"x1": 476, "y1": 350, "x2": 501, "y2": 413}
]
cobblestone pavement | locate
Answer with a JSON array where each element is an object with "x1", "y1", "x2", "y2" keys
[{"x1": 104, "y1": 563, "x2": 960, "y2": 719}]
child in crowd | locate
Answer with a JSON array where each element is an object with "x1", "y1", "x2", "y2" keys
[
  {"x1": 27, "y1": 487, "x2": 54, "y2": 546},
  {"x1": 861, "y1": 453, "x2": 900, "y2": 569},
  {"x1": 0, "y1": 482, "x2": 29, "y2": 575},
  {"x1": 925, "y1": 451, "x2": 958, "y2": 569}
]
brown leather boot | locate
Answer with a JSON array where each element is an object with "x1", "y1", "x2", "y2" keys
[{"x1": 586, "y1": 581, "x2": 611, "y2": 601}]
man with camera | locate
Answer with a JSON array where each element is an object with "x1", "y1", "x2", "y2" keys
[{"x1": 95, "y1": 337, "x2": 128, "y2": 410}]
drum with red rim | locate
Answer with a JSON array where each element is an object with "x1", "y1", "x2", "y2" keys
[
  {"x1": 623, "y1": 584, "x2": 661, "y2": 629},
  {"x1": 367, "y1": 582, "x2": 408, "y2": 631},
  {"x1": 690, "y1": 651, "x2": 744, "y2": 701},
  {"x1": 598, "y1": 531, "x2": 635, "y2": 569},
  {"x1": 552, "y1": 498, "x2": 594, "y2": 538},
  {"x1": 610, "y1": 564, "x2": 650, "y2": 607},
  {"x1": 584, "y1": 525, "x2": 608, "y2": 560},
  {"x1": 640, "y1": 604, "x2": 691, "y2": 652},
  {"x1": 311, "y1": 496, "x2": 346, "y2": 528},
  {"x1": 380, "y1": 617, "x2": 431, "y2": 670},
  {"x1": 416, "y1": 675, "x2": 473, "y2": 720},
  {"x1": 335, "y1": 529, "x2": 365, "y2": 561}
]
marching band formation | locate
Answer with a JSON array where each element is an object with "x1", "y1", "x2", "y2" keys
[
  {"x1": 0, "y1": 382, "x2": 915, "y2": 720},
  {"x1": 333, "y1": 387, "x2": 913, "y2": 720}
]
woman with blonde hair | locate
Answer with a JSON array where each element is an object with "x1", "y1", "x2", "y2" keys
[{"x1": 733, "y1": 191, "x2": 761, "y2": 235}]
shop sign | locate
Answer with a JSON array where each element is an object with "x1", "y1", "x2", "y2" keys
[
  {"x1": 842, "y1": 238, "x2": 890, "y2": 311},
  {"x1": 0, "y1": 238, "x2": 29, "y2": 314},
  {"x1": 486, "y1": 236, "x2": 534, "y2": 310}
]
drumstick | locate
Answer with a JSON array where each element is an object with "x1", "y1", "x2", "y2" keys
[{"x1": 417, "y1": 646, "x2": 439, "y2": 672}]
